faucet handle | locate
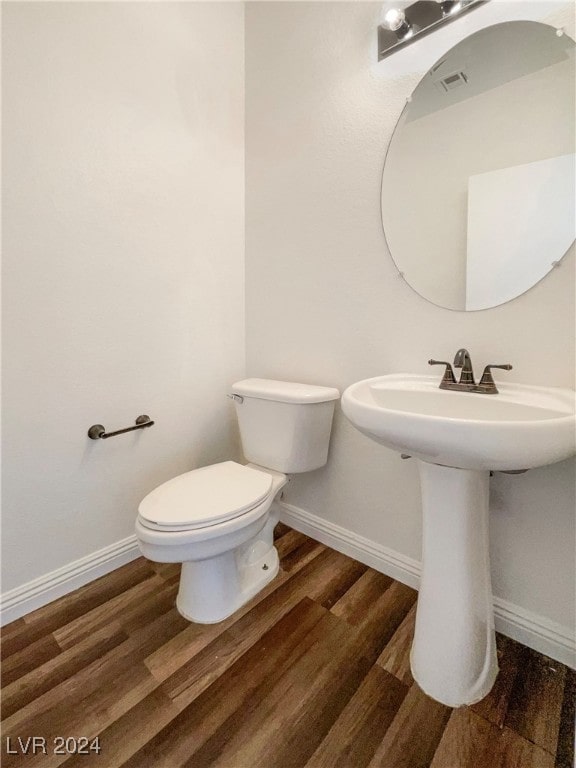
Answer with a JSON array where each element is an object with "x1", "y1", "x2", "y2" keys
[
  {"x1": 478, "y1": 364, "x2": 513, "y2": 394},
  {"x1": 429, "y1": 359, "x2": 456, "y2": 387}
]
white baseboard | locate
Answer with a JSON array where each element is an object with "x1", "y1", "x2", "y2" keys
[
  {"x1": 279, "y1": 500, "x2": 576, "y2": 670},
  {"x1": 0, "y1": 535, "x2": 141, "y2": 627}
]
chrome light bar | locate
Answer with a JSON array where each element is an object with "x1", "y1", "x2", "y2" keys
[{"x1": 378, "y1": 0, "x2": 489, "y2": 61}]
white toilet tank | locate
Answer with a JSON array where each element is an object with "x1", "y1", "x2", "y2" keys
[{"x1": 231, "y1": 379, "x2": 340, "y2": 473}]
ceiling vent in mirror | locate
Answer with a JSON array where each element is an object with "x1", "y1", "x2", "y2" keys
[{"x1": 434, "y1": 71, "x2": 469, "y2": 92}]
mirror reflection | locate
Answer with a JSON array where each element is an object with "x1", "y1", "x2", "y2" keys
[{"x1": 381, "y1": 21, "x2": 575, "y2": 311}]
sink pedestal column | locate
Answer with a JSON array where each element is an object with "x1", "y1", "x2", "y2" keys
[{"x1": 411, "y1": 460, "x2": 498, "y2": 707}]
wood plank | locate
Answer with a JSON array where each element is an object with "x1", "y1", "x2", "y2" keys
[
  {"x1": 302, "y1": 549, "x2": 368, "y2": 609},
  {"x1": 306, "y1": 665, "x2": 408, "y2": 768},
  {"x1": 554, "y1": 667, "x2": 576, "y2": 768},
  {"x1": 352, "y1": 580, "x2": 418, "y2": 663},
  {"x1": 60, "y1": 688, "x2": 179, "y2": 768},
  {"x1": 1, "y1": 622, "x2": 129, "y2": 720},
  {"x1": 0, "y1": 618, "x2": 26, "y2": 641},
  {"x1": 274, "y1": 521, "x2": 292, "y2": 540},
  {"x1": 377, "y1": 603, "x2": 416, "y2": 686},
  {"x1": 160, "y1": 606, "x2": 303, "y2": 710},
  {"x1": 367, "y1": 683, "x2": 452, "y2": 768},
  {"x1": 430, "y1": 707, "x2": 554, "y2": 768},
  {"x1": 119, "y1": 581, "x2": 179, "y2": 635},
  {"x1": 275, "y1": 528, "x2": 310, "y2": 560},
  {"x1": 0, "y1": 559, "x2": 154, "y2": 660},
  {"x1": 2, "y1": 664, "x2": 157, "y2": 768},
  {"x1": 148, "y1": 561, "x2": 181, "y2": 581},
  {"x1": 122, "y1": 598, "x2": 329, "y2": 768},
  {"x1": 2, "y1": 608, "x2": 188, "y2": 734},
  {"x1": 505, "y1": 648, "x2": 566, "y2": 753},
  {"x1": 331, "y1": 569, "x2": 394, "y2": 625},
  {"x1": 1, "y1": 620, "x2": 64, "y2": 664},
  {"x1": 183, "y1": 609, "x2": 371, "y2": 768},
  {"x1": 52, "y1": 574, "x2": 165, "y2": 650},
  {"x1": 1, "y1": 632, "x2": 61, "y2": 687},
  {"x1": 24, "y1": 559, "x2": 155, "y2": 626},
  {"x1": 470, "y1": 633, "x2": 524, "y2": 728},
  {"x1": 280, "y1": 535, "x2": 325, "y2": 573}
]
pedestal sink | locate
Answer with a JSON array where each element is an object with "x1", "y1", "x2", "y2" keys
[{"x1": 341, "y1": 374, "x2": 575, "y2": 706}]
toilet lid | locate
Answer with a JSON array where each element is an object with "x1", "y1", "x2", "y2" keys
[{"x1": 138, "y1": 461, "x2": 273, "y2": 530}]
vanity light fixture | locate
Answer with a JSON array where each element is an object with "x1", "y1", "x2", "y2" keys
[{"x1": 378, "y1": 0, "x2": 489, "y2": 61}]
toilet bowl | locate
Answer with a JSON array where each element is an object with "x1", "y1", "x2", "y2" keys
[
  {"x1": 136, "y1": 461, "x2": 287, "y2": 623},
  {"x1": 135, "y1": 379, "x2": 339, "y2": 624}
]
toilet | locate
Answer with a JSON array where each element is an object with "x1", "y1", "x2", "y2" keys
[{"x1": 135, "y1": 378, "x2": 339, "y2": 624}]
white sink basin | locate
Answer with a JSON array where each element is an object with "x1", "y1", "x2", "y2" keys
[
  {"x1": 342, "y1": 374, "x2": 575, "y2": 470},
  {"x1": 341, "y1": 373, "x2": 575, "y2": 707}
]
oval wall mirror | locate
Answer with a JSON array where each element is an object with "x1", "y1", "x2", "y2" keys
[{"x1": 381, "y1": 21, "x2": 575, "y2": 311}]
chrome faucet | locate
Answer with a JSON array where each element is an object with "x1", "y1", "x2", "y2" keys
[{"x1": 429, "y1": 349, "x2": 512, "y2": 394}]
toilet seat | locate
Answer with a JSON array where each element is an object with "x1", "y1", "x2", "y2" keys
[{"x1": 138, "y1": 461, "x2": 273, "y2": 532}]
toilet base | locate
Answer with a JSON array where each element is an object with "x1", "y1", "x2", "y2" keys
[{"x1": 176, "y1": 543, "x2": 280, "y2": 624}]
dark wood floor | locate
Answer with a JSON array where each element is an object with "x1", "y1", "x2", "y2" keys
[{"x1": 1, "y1": 524, "x2": 573, "y2": 768}]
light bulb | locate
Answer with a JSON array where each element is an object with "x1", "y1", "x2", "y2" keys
[{"x1": 384, "y1": 8, "x2": 407, "y2": 32}]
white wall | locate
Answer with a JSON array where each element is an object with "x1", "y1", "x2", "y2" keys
[
  {"x1": 245, "y1": 0, "x2": 575, "y2": 636},
  {"x1": 2, "y1": 2, "x2": 245, "y2": 593}
]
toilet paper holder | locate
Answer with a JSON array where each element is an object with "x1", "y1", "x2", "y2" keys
[{"x1": 87, "y1": 415, "x2": 154, "y2": 440}]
